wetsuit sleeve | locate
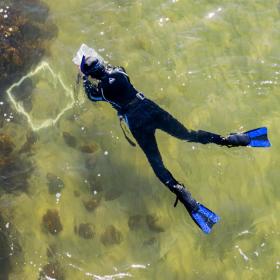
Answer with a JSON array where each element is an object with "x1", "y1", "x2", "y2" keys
[{"x1": 82, "y1": 76, "x2": 104, "y2": 102}]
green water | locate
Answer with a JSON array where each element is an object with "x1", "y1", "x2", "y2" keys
[{"x1": 1, "y1": 0, "x2": 280, "y2": 279}]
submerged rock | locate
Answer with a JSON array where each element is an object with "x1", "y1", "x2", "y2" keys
[
  {"x1": 18, "y1": 131, "x2": 38, "y2": 154},
  {"x1": 100, "y1": 225, "x2": 123, "y2": 246},
  {"x1": 42, "y1": 210, "x2": 63, "y2": 235},
  {"x1": 62, "y1": 132, "x2": 77, "y2": 148},
  {"x1": 0, "y1": 155, "x2": 33, "y2": 193},
  {"x1": 0, "y1": 216, "x2": 11, "y2": 280},
  {"x1": 83, "y1": 196, "x2": 101, "y2": 212},
  {"x1": 46, "y1": 173, "x2": 64, "y2": 194},
  {"x1": 74, "y1": 223, "x2": 95, "y2": 240},
  {"x1": 143, "y1": 237, "x2": 157, "y2": 247},
  {"x1": 128, "y1": 214, "x2": 143, "y2": 231},
  {"x1": 39, "y1": 262, "x2": 64, "y2": 280},
  {"x1": 0, "y1": 213, "x2": 22, "y2": 279},
  {"x1": 104, "y1": 188, "x2": 123, "y2": 201},
  {"x1": 79, "y1": 143, "x2": 99, "y2": 154},
  {"x1": 146, "y1": 214, "x2": 165, "y2": 233},
  {"x1": 0, "y1": 0, "x2": 57, "y2": 91},
  {"x1": 0, "y1": 133, "x2": 15, "y2": 157}
]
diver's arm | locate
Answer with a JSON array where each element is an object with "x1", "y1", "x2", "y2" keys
[{"x1": 82, "y1": 76, "x2": 104, "y2": 102}]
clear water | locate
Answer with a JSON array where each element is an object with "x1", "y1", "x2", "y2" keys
[{"x1": 1, "y1": 0, "x2": 280, "y2": 279}]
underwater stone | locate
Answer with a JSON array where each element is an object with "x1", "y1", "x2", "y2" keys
[
  {"x1": 73, "y1": 190, "x2": 81, "y2": 197},
  {"x1": 42, "y1": 210, "x2": 63, "y2": 235},
  {"x1": 128, "y1": 214, "x2": 143, "y2": 231},
  {"x1": 143, "y1": 237, "x2": 157, "y2": 246},
  {"x1": 104, "y1": 188, "x2": 123, "y2": 201},
  {"x1": 0, "y1": 155, "x2": 33, "y2": 193},
  {"x1": 74, "y1": 223, "x2": 95, "y2": 240},
  {"x1": 100, "y1": 225, "x2": 123, "y2": 246},
  {"x1": 62, "y1": 132, "x2": 77, "y2": 148},
  {"x1": 0, "y1": 0, "x2": 57, "y2": 92},
  {"x1": 83, "y1": 196, "x2": 101, "y2": 212},
  {"x1": 79, "y1": 143, "x2": 99, "y2": 154},
  {"x1": 46, "y1": 173, "x2": 64, "y2": 194},
  {"x1": 0, "y1": 215, "x2": 11, "y2": 279},
  {"x1": 39, "y1": 262, "x2": 64, "y2": 280},
  {"x1": 146, "y1": 214, "x2": 165, "y2": 233},
  {"x1": 18, "y1": 131, "x2": 38, "y2": 154},
  {"x1": 0, "y1": 133, "x2": 15, "y2": 157}
]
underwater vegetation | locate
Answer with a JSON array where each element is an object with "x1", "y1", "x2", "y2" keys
[
  {"x1": 0, "y1": 213, "x2": 22, "y2": 280},
  {"x1": 42, "y1": 209, "x2": 63, "y2": 235},
  {"x1": 0, "y1": 0, "x2": 57, "y2": 92},
  {"x1": 0, "y1": 132, "x2": 36, "y2": 194}
]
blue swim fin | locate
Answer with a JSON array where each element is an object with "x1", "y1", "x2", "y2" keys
[
  {"x1": 189, "y1": 203, "x2": 220, "y2": 234},
  {"x1": 245, "y1": 127, "x2": 271, "y2": 147}
]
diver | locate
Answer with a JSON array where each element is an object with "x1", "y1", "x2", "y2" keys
[{"x1": 79, "y1": 56, "x2": 271, "y2": 234}]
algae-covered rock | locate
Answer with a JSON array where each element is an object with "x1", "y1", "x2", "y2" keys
[
  {"x1": 0, "y1": 217, "x2": 11, "y2": 280},
  {"x1": 74, "y1": 223, "x2": 95, "y2": 240},
  {"x1": 62, "y1": 132, "x2": 77, "y2": 148},
  {"x1": 83, "y1": 196, "x2": 101, "y2": 212},
  {"x1": 104, "y1": 188, "x2": 123, "y2": 201},
  {"x1": 146, "y1": 214, "x2": 165, "y2": 233},
  {"x1": 42, "y1": 210, "x2": 63, "y2": 235},
  {"x1": 0, "y1": 213, "x2": 22, "y2": 279},
  {"x1": 79, "y1": 142, "x2": 99, "y2": 154},
  {"x1": 0, "y1": 0, "x2": 57, "y2": 91},
  {"x1": 100, "y1": 225, "x2": 123, "y2": 246},
  {"x1": 47, "y1": 173, "x2": 64, "y2": 194},
  {"x1": 39, "y1": 262, "x2": 64, "y2": 280},
  {"x1": 128, "y1": 214, "x2": 143, "y2": 231},
  {"x1": 18, "y1": 131, "x2": 38, "y2": 154},
  {"x1": 143, "y1": 237, "x2": 157, "y2": 246},
  {"x1": 0, "y1": 155, "x2": 33, "y2": 193},
  {"x1": 0, "y1": 133, "x2": 15, "y2": 157}
]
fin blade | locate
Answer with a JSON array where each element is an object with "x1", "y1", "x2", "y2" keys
[
  {"x1": 245, "y1": 127, "x2": 267, "y2": 138},
  {"x1": 190, "y1": 204, "x2": 220, "y2": 234},
  {"x1": 249, "y1": 139, "x2": 271, "y2": 147},
  {"x1": 245, "y1": 127, "x2": 271, "y2": 147}
]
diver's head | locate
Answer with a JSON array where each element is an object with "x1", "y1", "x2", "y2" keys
[{"x1": 80, "y1": 56, "x2": 106, "y2": 80}]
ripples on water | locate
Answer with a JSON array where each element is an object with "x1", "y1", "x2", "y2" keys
[{"x1": 1, "y1": 0, "x2": 280, "y2": 279}]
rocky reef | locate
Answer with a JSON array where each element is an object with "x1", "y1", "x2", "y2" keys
[
  {"x1": 0, "y1": 132, "x2": 35, "y2": 193},
  {"x1": 0, "y1": 0, "x2": 57, "y2": 92}
]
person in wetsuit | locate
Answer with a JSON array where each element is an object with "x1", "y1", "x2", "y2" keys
[{"x1": 79, "y1": 56, "x2": 254, "y2": 233}]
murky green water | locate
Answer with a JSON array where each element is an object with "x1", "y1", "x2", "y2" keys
[{"x1": 1, "y1": 0, "x2": 280, "y2": 279}]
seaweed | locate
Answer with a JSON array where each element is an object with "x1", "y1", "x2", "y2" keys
[
  {"x1": 39, "y1": 262, "x2": 64, "y2": 280},
  {"x1": 62, "y1": 132, "x2": 77, "y2": 148},
  {"x1": 0, "y1": 133, "x2": 34, "y2": 193},
  {"x1": 146, "y1": 214, "x2": 165, "y2": 233},
  {"x1": 79, "y1": 143, "x2": 99, "y2": 154},
  {"x1": 128, "y1": 214, "x2": 143, "y2": 231},
  {"x1": 100, "y1": 225, "x2": 123, "y2": 246},
  {"x1": 42, "y1": 210, "x2": 63, "y2": 235},
  {"x1": 0, "y1": 0, "x2": 57, "y2": 92},
  {"x1": 74, "y1": 223, "x2": 95, "y2": 240},
  {"x1": 0, "y1": 213, "x2": 22, "y2": 280},
  {"x1": 46, "y1": 173, "x2": 65, "y2": 195},
  {"x1": 83, "y1": 196, "x2": 101, "y2": 212}
]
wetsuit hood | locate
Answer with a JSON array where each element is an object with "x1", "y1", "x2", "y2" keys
[{"x1": 80, "y1": 56, "x2": 106, "y2": 80}]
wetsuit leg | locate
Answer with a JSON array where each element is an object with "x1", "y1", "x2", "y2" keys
[
  {"x1": 156, "y1": 109, "x2": 227, "y2": 146},
  {"x1": 130, "y1": 128, "x2": 177, "y2": 189}
]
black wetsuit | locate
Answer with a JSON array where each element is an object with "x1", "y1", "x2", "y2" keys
[{"x1": 83, "y1": 67, "x2": 228, "y2": 191}]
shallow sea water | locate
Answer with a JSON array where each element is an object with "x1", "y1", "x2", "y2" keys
[{"x1": 1, "y1": 0, "x2": 280, "y2": 279}]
